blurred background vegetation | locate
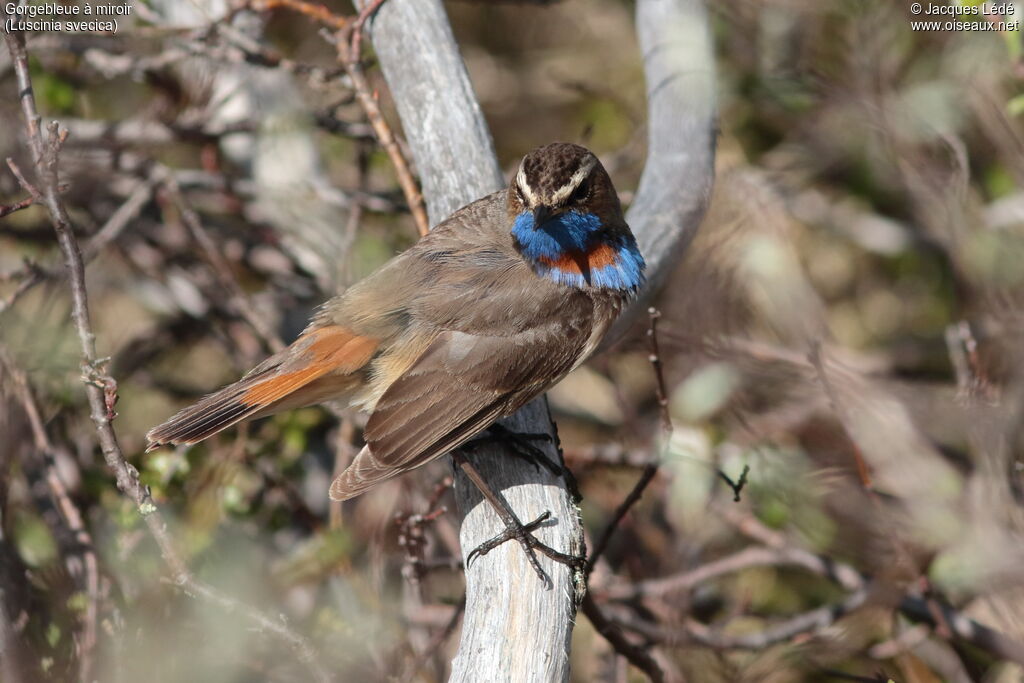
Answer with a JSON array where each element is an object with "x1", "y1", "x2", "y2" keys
[{"x1": 2, "y1": 0, "x2": 1023, "y2": 681}]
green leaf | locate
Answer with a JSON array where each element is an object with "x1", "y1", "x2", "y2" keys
[
  {"x1": 14, "y1": 513, "x2": 58, "y2": 568},
  {"x1": 46, "y1": 622, "x2": 61, "y2": 648},
  {"x1": 1008, "y1": 94, "x2": 1024, "y2": 118},
  {"x1": 35, "y1": 71, "x2": 76, "y2": 114}
]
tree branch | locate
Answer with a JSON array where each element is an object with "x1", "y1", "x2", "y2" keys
[
  {"x1": 357, "y1": 2, "x2": 581, "y2": 680},
  {"x1": 606, "y1": 0, "x2": 717, "y2": 343},
  {"x1": 581, "y1": 594, "x2": 665, "y2": 683},
  {"x1": 359, "y1": 0, "x2": 715, "y2": 679},
  {"x1": 335, "y1": 4, "x2": 430, "y2": 237}
]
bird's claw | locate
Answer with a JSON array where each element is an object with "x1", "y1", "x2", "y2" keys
[{"x1": 466, "y1": 510, "x2": 585, "y2": 589}]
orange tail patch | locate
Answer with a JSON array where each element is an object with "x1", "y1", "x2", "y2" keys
[
  {"x1": 147, "y1": 326, "x2": 378, "y2": 449},
  {"x1": 240, "y1": 327, "x2": 378, "y2": 407}
]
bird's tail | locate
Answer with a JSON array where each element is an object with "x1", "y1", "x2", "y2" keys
[
  {"x1": 146, "y1": 325, "x2": 378, "y2": 450},
  {"x1": 145, "y1": 372, "x2": 278, "y2": 450}
]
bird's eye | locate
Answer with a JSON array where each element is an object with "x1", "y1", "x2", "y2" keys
[{"x1": 570, "y1": 179, "x2": 590, "y2": 203}]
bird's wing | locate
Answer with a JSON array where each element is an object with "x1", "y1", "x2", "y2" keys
[
  {"x1": 146, "y1": 193, "x2": 510, "y2": 450},
  {"x1": 329, "y1": 319, "x2": 591, "y2": 501}
]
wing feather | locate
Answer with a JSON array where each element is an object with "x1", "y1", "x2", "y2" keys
[{"x1": 328, "y1": 322, "x2": 589, "y2": 501}]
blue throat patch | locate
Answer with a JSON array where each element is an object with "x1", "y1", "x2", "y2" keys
[{"x1": 511, "y1": 210, "x2": 645, "y2": 291}]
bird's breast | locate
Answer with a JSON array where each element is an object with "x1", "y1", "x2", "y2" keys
[
  {"x1": 510, "y1": 210, "x2": 645, "y2": 291},
  {"x1": 536, "y1": 242, "x2": 618, "y2": 274}
]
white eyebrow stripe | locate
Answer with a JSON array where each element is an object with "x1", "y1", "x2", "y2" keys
[
  {"x1": 548, "y1": 156, "x2": 596, "y2": 205},
  {"x1": 516, "y1": 165, "x2": 540, "y2": 207}
]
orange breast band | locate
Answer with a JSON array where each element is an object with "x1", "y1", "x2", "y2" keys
[{"x1": 538, "y1": 242, "x2": 619, "y2": 275}]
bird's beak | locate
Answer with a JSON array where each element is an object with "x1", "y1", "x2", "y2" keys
[{"x1": 532, "y1": 205, "x2": 551, "y2": 227}]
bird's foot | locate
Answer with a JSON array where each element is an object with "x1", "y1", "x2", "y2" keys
[
  {"x1": 465, "y1": 424, "x2": 562, "y2": 477},
  {"x1": 466, "y1": 510, "x2": 585, "y2": 588}
]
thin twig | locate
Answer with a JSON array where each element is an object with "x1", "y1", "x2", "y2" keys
[
  {"x1": 602, "y1": 544, "x2": 860, "y2": 601},
  {"x1": 396, "y1": 476, "x2": 452, "y2": 585},
  {"x1": 604, "y1": 508, "x2": 1024, "y2": 661},
  {"x1": 581, "y1": 593, "x2": 665, "y2": 683},
  {"x1": 715, "y1": 464, "x2": 749, "y2": 503},
  {"x1": 0, "y1": 258, "x2": 45, "y2": 315},
  {"x1": 647, "y1": 308, "x2": 671, "y2": 434},
  {"x1": 2, "y1": 28, "x2": 331, "y2": 683},
  {"x1": 563, "y1": 444, "x2": 657, "y2": 469},
  {"x1": 944, "y1": 320, "x2": 996, "y2": 403},
  {"x1": 349, "y1": 0, "x2": 389, "y2": 63},
  {"x1": 0, "y1": 191, "x2": 42, "y2": 218},
  {"x1": 0, "y1": 584, "x2": 26, "y2": 683},
  {"x1": 0, "y1": 346, "x2": 100, "y2": 683},
  {"x1": 585, "y1": 463, "x2": 657, "y2": 578},
  {"x1": 0, "y1": 174, "x2": 150, "y2": 315},
  {"x1": 161, "y1": 177, "x2": 286, "y2": 353},
  {"x1": 613, "y1": 588, "x2": 869, "y2": 650},
  {"x1": 334, "y1": 1, "x2": 430, "y2": 237},
  {"x1": 82, "y1": 177, "x2": 154, "y2": 261},
  {"x1": 250, "y1": 0, "x2": 349, "y2": 30},
  {"x1": 619, "y1": 582, "x2": 1024, "y2": 664},
  {"x1": 718, "y1": 507, "x2": 1024, "y2": 666},
  {"x1": 586, "y1": 309, "x2": 668, "y2": 577},
  {"x1": 256, "y1": 0, "x2": 428, "y2": 238}
]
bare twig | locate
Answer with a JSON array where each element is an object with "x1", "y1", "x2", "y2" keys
[
  {"x1": 0, "y1": 584, "x2": 26, "y2": 683},
  {"x1": 250, "y1": 0, "x2": 349, "y2": 30},
  {"x1": 944, "y1": 320, "x2": 995, "y2": 403},
  {"x1": 161, "y1": 177, "x2": 286, "y2": 353},
  {"x1": 334, "y1": 1, "x2": 430, "y2": 237},
  {"x1": 404, "y1": 594, "x2": 466, "y2": 679},
  {"x1": 0, "y1": 174, "x2": 149, "y2": 315},
  {"x1": 647, "y1": 308, "x2": 671, "y2": 434},
  {"x1": 718, "y1": 507, "x2": 1024, "y2": 665},
  {"x1": 563, "y1": 444, "x2": 657, "y2": 469},
  {"x1": 715, "y1": 464, "x2": 749, "y2": 503},
  {"x1": 586, "y1": 309, "x2": 668, "y2": 576},
  {"x1": 0, "y1": 259, "x2": 45, "y2": 315},
  {"x1": 606, "y1": 515, "x2": 1023, "y2": 662},
  {"x1": 581, "y1": 594, "x2": 665, "y2": 683},
  {"x1": 82, "y1": 177, "x2": 154, "y2": 261},
  {"x1": 614, "y1": 588, "x2": 870, "y2": 650},
  {"x1": 603, "y1": 544, "x2": 860, "y2": 601},
  {"x1": 585, "y1": 463, "x2": 657, "y2": 578},
  {"x1": 397, "y1": 476, "x2": 452, "y2": 585},
  {"x1": 2, "y1": 28, "x2": 331, "y2": 683},
  {"x1": 349, "y1": 0, "x2": 388, "y2": 59},
  {"x1": 0, "y1": 347, "x2": 100, "y2": 683},
  {"x1": 0, "y1": 191, "x2": 42, "y2": 218},
  {"x1": 260, "y1": 0, "x2": 428, "y2": 238}
]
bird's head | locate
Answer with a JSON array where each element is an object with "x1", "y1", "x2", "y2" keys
[
  {"x1": 506, "y1": 142, "x2": 622, "y2": 227},
  {"x1": 508, "y1": 143, "x2": 644, "y2": 291}
]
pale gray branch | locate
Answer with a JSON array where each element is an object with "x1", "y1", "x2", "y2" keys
[
  {"x1": 610, "y1": 0, "x2": 717, "y2": 342},
  {"x1": 362, "y1": 0, "x2": 715, "y2": 680},
  {"x1": 362, "y1": 2, "x2": 580, "y2": 681}
]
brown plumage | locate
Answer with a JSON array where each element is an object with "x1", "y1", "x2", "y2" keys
[{"x1": 147, "y1": 143, "x2": 645, "y2": 500}]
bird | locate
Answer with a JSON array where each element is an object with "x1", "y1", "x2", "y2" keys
[{"x1": 146, "y1": 142, "x2": 645, "y2": 503}]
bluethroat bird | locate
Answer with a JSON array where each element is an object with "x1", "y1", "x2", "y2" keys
[{"x1": 147, "y1": 142, "x2": 645, "y2": 570}]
